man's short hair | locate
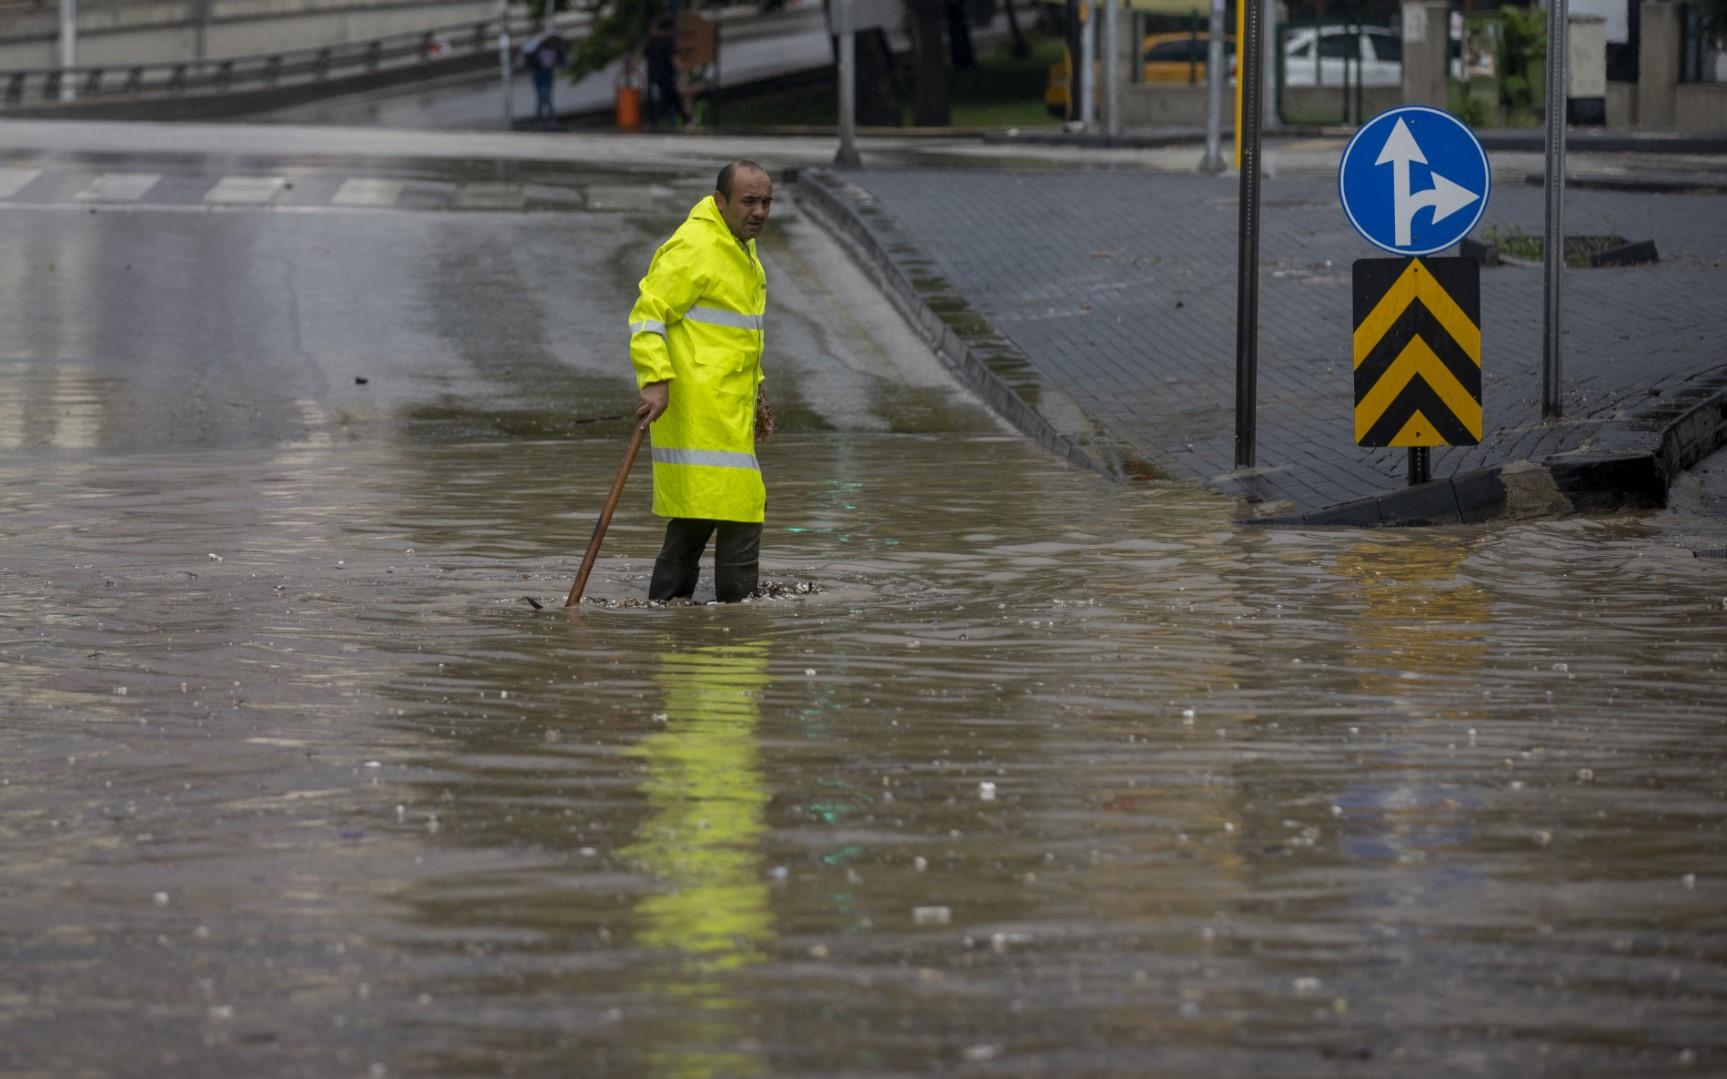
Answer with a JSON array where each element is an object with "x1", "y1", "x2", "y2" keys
[{"x1": 717, "y1": 160, "x2": 767, "y2": 199}]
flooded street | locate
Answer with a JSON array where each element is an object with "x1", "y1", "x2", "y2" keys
[
  {"x1": 4, "y1": 430, "x2": 1725, "y2": 1076},
  {"x1": 2, "y1": 136, "x2": 1725, "y2": 1076}
]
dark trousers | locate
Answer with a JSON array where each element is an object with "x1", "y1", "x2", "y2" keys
[
  {"x1": 532, "y1": 69, "x2": 556, "y2": 120},
  {"x1": 648, "y1": 73, "x2": 687, "y2": 128},
  {"x1": 648, "y1": 518, "x2": 762, "y2": 603}
]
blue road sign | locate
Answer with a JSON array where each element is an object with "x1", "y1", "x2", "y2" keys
[{"x1": 1339, "y1": 106, "x2": 1491, "y2": 257}]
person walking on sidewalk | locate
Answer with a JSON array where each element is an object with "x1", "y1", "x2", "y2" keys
[
  {"x1": 524, "y1": 32, "x2": 568, "y2": 125},
  {"x1": 629, "y1": 161, "x2": 777, "y2": 603},
  {"x1": 643, "y1": 16, "x2": 689, "y2": 129}
]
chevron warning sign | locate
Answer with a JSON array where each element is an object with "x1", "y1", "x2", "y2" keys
[{"x1": 1353, "y1": 257, "x2": 1482, "y2": 447}]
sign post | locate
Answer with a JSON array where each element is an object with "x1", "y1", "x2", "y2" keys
[
  {"x1": 1339, "y1": 106, "x2": 1490, "y2": 486},
  {"x1": 1541, "y1": 0, "x2": 1569, "y2": 418},
  {"x1": 1233, "y1": 0, "x2": 1266, "y2": 469}
]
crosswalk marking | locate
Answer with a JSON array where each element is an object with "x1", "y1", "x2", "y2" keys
[
  {"x1": 457, "y1": 182, "x2": 525, "y2": 210},
  {"x1": 75, "y1": 173, "x2": 162, "y2": 202},
  {"x1": 204, "y1": 176, "x2": 287, "y2": 204},
  {"x1": 331, "y1": 178, "x2": 405, "y2": 207},
  {"x1": 0, "y1": 168, "x2": 585, "y2": 214},
  {"x1": 0, "y1": 169, "x2": 41, "y2": 199}
]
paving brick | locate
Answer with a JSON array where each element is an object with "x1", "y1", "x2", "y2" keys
[{"x1": 818, "y1": 167, "x2": 1727, "y2": 512}]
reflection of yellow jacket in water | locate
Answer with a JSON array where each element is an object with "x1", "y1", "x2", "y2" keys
[
  {"x1": 628, "y1": 196, "x2": 768, "y2": 523},
  {"x1": 625, "y1": 644, "x2": 774, "y2": 968}
]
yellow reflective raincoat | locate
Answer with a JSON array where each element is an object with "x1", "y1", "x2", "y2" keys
[{"x1": 628, "y1": 196, "x2": 768, "y2": 523}]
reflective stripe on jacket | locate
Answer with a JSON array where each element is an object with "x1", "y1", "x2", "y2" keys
[{"x1": 629, "y1": 196, "x2": 768, "y2": 523}]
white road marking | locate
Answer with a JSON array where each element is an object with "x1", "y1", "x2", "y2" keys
[
  {"x1": 0, "y1": 168, "x2": 42, "y2": 199},
  {"x1": 75, "y1": 172, "x2": 162, "y2": 202},
  {"x1": 457, "y1": 182, "x2": 525, "y2": 210},
  {"x1": 204, "y1": 176, "x2": 287, "y2": 204},
  {"x1": 331, "y1": 178, "x2": 405, "y2": 207}
]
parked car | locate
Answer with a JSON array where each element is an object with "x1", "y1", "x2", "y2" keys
[
  {"x1": 1283, "y1": 25, "x2": 1402, "y2": 88},
  {"x1": 1140, "y1": 32, "x2": 1236, "y2": 83},
  {"x1": 1045, "y1": 31, "x2": 1236, "y2": 117}
]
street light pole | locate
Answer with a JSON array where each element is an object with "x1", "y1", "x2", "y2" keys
[
  {"x1": 1201, "y1": 0, "x2": 1226, "y2": 172},
  {"x1": 1104, "y1": 0, "x2": 1119, "y2": 136},
  {"x1": 498, "y1": 0, "x2": 515, "y2": 128},
  {"x1": 58, "y1": 0, "x2": 77, "y2": 102},
  {"x1": 1541, "y1": 0, "x2": 1569, "y2": 419},
  {"x1": 835, "y1": 0, "x2": 861, "y2": 166},
  {"x1": 1078, "y1": 0, "x2": 1095, "y2": 128}
]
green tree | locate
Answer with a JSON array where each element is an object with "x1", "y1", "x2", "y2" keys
[{"x1": 1496, "y1": 5, "x2": 1544, "y2": 119}]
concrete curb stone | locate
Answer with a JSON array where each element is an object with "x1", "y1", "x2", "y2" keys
[{"x1": 1247, "y1": 373, "x2": 1727, "y2": 527}]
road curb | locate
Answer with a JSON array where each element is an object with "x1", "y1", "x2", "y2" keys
[
  {"x1": 792, "y1": 167, "x2": 1133, "y2": 480},
  {"x1": 1243, "y1": 376, "x2": 1727, "y2": 527}
]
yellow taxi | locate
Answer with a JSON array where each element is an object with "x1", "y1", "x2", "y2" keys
[{"x1": 1046, "y1": 31, "x2": 1234, "y2": 118}]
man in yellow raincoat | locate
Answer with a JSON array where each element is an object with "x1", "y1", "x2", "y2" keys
[{"x1": 630, "y1": 161, "x2": 775, "y2": 603}]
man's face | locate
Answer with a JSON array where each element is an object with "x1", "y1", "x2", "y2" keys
[{"x1": 716, "y1": 169, "x2": 773, "y2": 243}]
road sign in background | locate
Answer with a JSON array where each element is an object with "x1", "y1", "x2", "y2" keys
[
  {"x1": 1339, "y1": 106, "x2": 1491, "y2": 257},
  {"x1": 1354, "y1": 257, "x2": 1482, "y2": 447}
]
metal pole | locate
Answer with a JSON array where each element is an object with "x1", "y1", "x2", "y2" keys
[
  {"x1": 1104, "y1": 0, "x2": 1120, "y2": 135},
  {"x1": 1262, "y1": 0, "x2": 1278, "y2": 130},
  {"x1": 1353, "y1": 19, "x2": 1363, "y2": 125},
  {"x1": 58, "y1": 0, "x2": 76, "y2": 102},
  {"x1": 1234, "y1": 0, "x2": 1265, "y2": 469},
  {"x1": 1079, "y1": 0, "x2": 1095, "y2": 128},
  {"x1": 193, "y1": 0, "x2": 209, "y2": 63},
  {"x1": 499, "y1": 2, "x2": 515, "y2": 127},
  {"x1": 1408, "y1": 446, "x2": 1431, "y2": 485},
  {"x1": 1201, "y1": 0, "x2": 1226, "y2": 171},
  {"x1": 1541, "y1": 0, "x2": 1568, "y2": 419},
  {"x1": 836, "y1": 0, "x2": 861, "y2": 165}
]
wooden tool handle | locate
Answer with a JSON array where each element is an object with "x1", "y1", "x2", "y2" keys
[{"x1": 565, "y1": 423, "x2": 648, "y2": 607}]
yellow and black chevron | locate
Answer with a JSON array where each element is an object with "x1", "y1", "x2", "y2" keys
[{"x1": 1352, "y1": 257, "x2": 1482, "y2": 447}]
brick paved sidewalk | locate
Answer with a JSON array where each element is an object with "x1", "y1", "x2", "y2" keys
[{"x1": 802, "y1": 166, "x2": 1727, "y2": 517}]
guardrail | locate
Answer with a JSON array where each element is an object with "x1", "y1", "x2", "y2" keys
[{"x1": 1, "y1": 12, "x2": 582, "y2": 108}]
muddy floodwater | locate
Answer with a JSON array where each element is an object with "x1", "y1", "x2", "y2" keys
[{"x1": 3, "y1": 432, "x2": 1725, "y2": 1077}]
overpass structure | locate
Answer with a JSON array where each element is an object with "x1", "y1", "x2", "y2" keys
[
  {"x1": 0, "y1": 0, "x2": 561, "y2": 117},
  {"x1": 0, "y1": 0, "x2": 499, "y2": 70}
]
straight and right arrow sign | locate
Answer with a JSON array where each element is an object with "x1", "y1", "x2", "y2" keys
[{"x1": 1340, "y1": 106, "x2": 1491, "y2": 258}]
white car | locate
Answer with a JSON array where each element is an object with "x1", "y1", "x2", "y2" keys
[{"x1": 1284, "y1": 26, "x2": 1403, "y2": 88}]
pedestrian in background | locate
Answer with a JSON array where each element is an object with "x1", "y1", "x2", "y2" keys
[
  {"x1": 643, "y1": 16, "x2": 688, "y2": 129},
  {"x1": 628, "y1": 161, "x2": 776, "y2": 603},
  {"x1": 524, "y1": 31, "x2": 568, "y2": 126}
]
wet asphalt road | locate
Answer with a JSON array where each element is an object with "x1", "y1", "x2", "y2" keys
[{"x1": 3, "y1": 139, "x2": 1726, "y2": 1077}]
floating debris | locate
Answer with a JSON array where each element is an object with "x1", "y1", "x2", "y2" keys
[
  {"x1": 913, "y1": 905, "x2": 952, "y2": 925},
  {"x1": 520, "y1": 595, "x2": 543, "y2": 610},
  {"x1": 752, "y1": 579, "x2": 823, "y2": 599},
  {"x1": 582, "y1": 580, "x2": 822, "y2": 609}
]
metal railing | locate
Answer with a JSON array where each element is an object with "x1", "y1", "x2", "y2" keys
[{"x1": 1, "y1": 12, "x2": 573, "y2": 108}]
